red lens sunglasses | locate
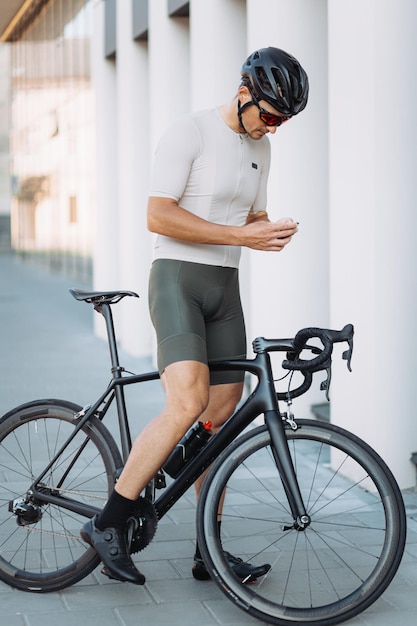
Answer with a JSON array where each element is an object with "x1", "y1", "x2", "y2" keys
[
  {"x1": 255, "y1": 102, "x2": 290, "y2": 127},
  {"x1": 248, "y1": 86, "x2": 291, "y2": 126}
]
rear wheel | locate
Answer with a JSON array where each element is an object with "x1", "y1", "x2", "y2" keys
[
  {"x1": 0, "y1": 399, "x2": 122, "y2": 592},
  {"x1": 197, "y1": 420, "x2": 406, "y2": 625}
]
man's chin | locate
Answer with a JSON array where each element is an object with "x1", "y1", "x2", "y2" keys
[{"x1": 249, "y1": 130, "x2": 266, "y2": 140}]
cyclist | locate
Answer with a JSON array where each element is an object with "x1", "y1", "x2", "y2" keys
[{"x1": 81, "y1": 46, "x2": 309, "y2": 585}]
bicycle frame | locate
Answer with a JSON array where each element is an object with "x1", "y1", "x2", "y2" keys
[{"x1": 28, "y1": 301, "x2": 309, "y2": 525}]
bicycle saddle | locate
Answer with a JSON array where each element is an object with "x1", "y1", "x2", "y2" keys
[{"x1": 69, "y1": 288, "x2": 139, "y2": 305}]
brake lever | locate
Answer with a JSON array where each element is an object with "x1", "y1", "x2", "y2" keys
[
  {"x1": 324, "y1": 324, "x2": 354, "y2": 373},
  {"x1": 320, "y1": 366, "x2": 332, "y2": 401},
  {"x1": 342, "y1": 336, "x2": 353, "y2": 372},
  {"x1": 319, "y1": 329, "x2": 353, "y2": 400}
]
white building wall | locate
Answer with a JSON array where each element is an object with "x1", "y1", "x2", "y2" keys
[
  {"x1": 148, "y1": 1, "x2": 190, "y2": 151},
  {"x1": 190, "y1": 0, "x2": 246, "y2": 110},
  {"x1": 246, "y1": 0, "x2": 329, "y2": 416},
  {"x1": 115, "y1": 1, "x2": 150, "y2": 356},
  {"x1": 91, "y1": 0, "x2": 417, "y2": 486},
  {"x1": 91, "y1": 0, "x2": 119, "y2": 341},
  {"x1": 329, "y1": 0, "x2": 417, "y2": 487},
  {"x1": 92, "y1": 0, "x2": 151, "y2": 354},
  {"x1": 146, "y1": 1, "x2": 191, "y2": 361},
  {"x1": 189, "y1": 0, "x2": 253, "y2": 367}
]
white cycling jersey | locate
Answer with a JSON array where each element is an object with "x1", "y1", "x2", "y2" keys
[{"x1": 149, "y1": 107, "x2": 271, "y2": 268}]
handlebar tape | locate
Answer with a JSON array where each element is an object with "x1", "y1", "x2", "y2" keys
[{"x1": 282, "y1": 324, "x2": 354, "y2": 374}]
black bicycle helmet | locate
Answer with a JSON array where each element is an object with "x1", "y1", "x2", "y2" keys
[{"x1": 241, "y1": 47, "x2": 309, "y2": 116}]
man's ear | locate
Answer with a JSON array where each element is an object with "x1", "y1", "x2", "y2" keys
[{"x1": 238, "y1": 84, "x2": 251, "y2": 103}]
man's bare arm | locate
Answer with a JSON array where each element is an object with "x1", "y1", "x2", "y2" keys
[{"x1": 147, "y1": 197, "x2": 298, "y2": 252}]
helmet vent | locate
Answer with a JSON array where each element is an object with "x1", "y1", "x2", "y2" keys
[{"x1": 255, "y1": 67, "x2": 274, "y2": 97}]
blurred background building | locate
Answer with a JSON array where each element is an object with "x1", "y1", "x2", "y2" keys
[
  {"x1": 1, "y1": 0, "x2": 416, "y2": 488},
  {"x1": 0, "y1": 0, "x2": 94, "y2": 280}
]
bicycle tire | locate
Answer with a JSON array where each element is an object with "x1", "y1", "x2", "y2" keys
[
  {"x1": 0, "y1": 399, "x2": 122, "y2": 592},
  {"x1": 197, "y1": 420, "x2": 406, "y2": 626}
]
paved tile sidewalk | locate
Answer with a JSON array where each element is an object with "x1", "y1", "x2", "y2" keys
[{"x1": 0, "y1": 252, "x2": 416, "y2": 626}]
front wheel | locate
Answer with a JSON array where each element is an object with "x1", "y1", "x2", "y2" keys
[
  {"x1": 0, "y1": 399, "x2": 122, "y2": 592},
  {"x1": 197, "y1": 420, "x2": 406, "y2": 626}
]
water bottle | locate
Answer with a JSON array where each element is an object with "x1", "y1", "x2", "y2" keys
[{"x1": 163, "y1": 421, "x2": 213, "y2": 478}]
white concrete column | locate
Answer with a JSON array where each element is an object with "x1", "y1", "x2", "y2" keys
[
  {"x1": 188, "y1": 0, "x2": 251, "y2": 339},
  {"x1": 329, "y1": 0, "x2": 417, "y2": 487},
  {"x1": 190, "y1": 0, "x2": 247, "y2": 109},
  {"x1": 91, "y1": 0, "x2": 118, "y2": 340},
  {"x1": 146, "y1": 1, "x2": 191, "y2": 362},
  {"x1": 148, "y1": 1, "x2": 190, "y2": 151},
  {"x1": 116, "y1": 1, "x2": 151, "y2": 356},
  {"x1": 246, "y1": 0, "x2": 329, "y2": 416}
]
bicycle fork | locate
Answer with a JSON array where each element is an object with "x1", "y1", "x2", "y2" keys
[
  {"x1": 212, "y1": 348, "x2": 311, "y2": 531},
  {"x1": 265, "y1": 410, "x2": 310, "y2": 530}
]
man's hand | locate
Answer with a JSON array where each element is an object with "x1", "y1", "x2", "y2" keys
[{"x1": 237, "y1": 217, "x2": 298, "y2": 251}]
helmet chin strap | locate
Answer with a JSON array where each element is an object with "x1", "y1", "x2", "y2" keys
[{"x1": 237, "y1": 99, "x2": 255, "y2": 132}]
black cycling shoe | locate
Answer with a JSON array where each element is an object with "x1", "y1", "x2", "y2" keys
[
  {"x1": 192, "y1": 551, "x2": 271, "y2": 584},
  {"x1": 80, "y1": 515, "x2": 145, "y2": 585}
]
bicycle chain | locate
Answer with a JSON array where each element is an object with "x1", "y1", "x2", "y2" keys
[
  {"x1": 16, "y1": 487, "x2": 106, "y2": 540},
  {"x1": 21, "y1": 525, "x2": 82, "y2": 540},
  {"x1": 17, "y1": 491, "x2": 158, "y2": 551},
  {"x1": 40, "y1": 487, "x2": 107, "y2": 500}
]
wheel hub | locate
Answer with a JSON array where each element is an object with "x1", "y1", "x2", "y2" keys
[
  {"x1": 9, "y1": 497, "x2": 43, "y2": 526},
  {"x1": 282, "y1": 514, "x2": 311, "y2": 532}
]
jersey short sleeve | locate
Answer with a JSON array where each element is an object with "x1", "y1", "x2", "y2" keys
[{"x1": 149, "y1": 116, "x2": 202, "y2": 201}]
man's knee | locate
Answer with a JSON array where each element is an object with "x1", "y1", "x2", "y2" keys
[
  {"x1": 162, "y1": 360, "x2": 210, "y2": 421},
  {"x1": 203, "y1": 381, "x2": 244, "y2": 431}
]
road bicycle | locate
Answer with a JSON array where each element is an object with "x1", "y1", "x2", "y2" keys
[{"x1": 0, "y1": 289, "x2": 406, "y2": 626}]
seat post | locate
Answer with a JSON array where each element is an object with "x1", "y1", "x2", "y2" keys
[
  {"x1": 95, "y1": 302, "x2": 122, "y2": 376},
  {"x1": 95, "y1": 301, "x2": 132, "y2": 459}
]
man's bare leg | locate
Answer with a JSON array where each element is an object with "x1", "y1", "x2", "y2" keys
[
  {"x1": 81, "y1": 360, "x2": 211, "y2": 583},
  {"x1": 115, "y1": 360, "x2": 212, "y2": 500},
  {"x1": 190, "y1": 381, "x2": 271, "y2": 583},
  {"x1": 193, "y1": 381, "x2": 244, "y2": 501}
]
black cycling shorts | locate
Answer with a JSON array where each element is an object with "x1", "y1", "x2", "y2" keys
[{"x1": 148, "y1": 259, "x2": 246, "y2": 385}]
